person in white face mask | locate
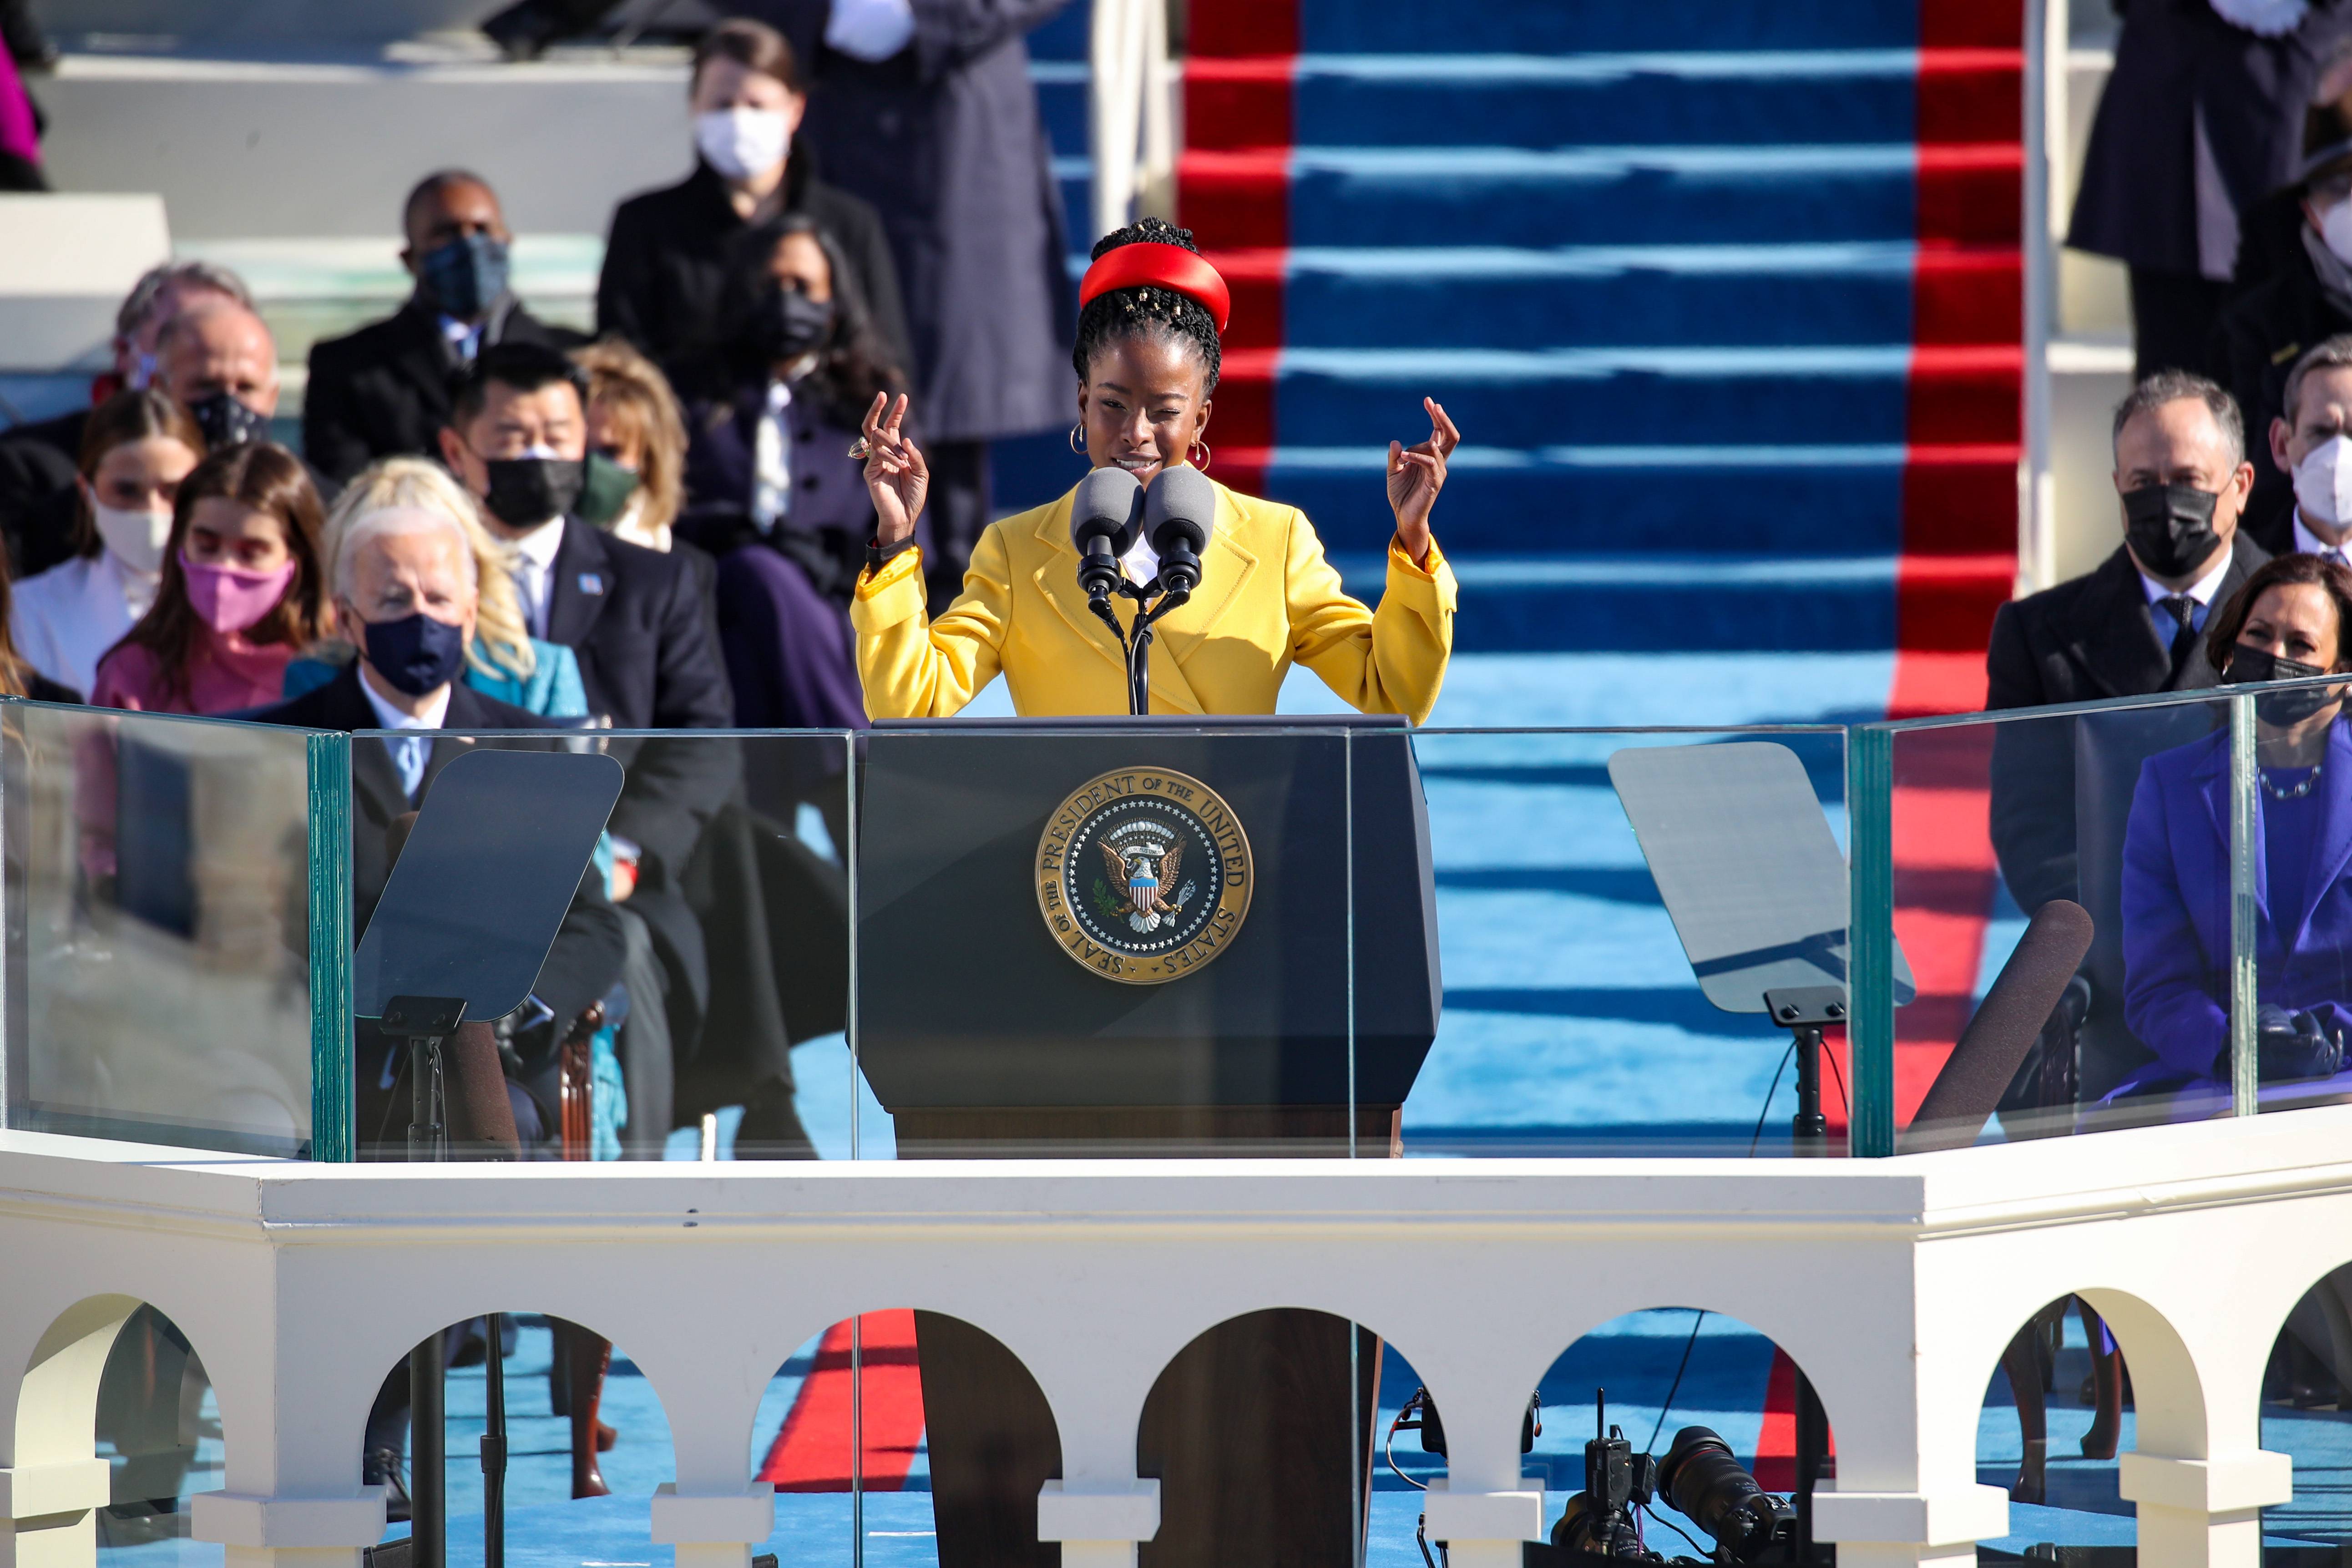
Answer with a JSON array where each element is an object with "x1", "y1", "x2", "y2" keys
[
  {"x1": 2273, "y1": 335, "x2": 2352, "y2": 565},
  {"x1": 10, "y1": 389, "x2": 206, "y2": 697},
  {"x1": 595, "y1": 18, "x2": 911, "y2": 377}
]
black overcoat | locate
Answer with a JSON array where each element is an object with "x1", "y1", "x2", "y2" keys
[{"x1": 750, "y1": 0, "x2": 1077, "y2": 442}]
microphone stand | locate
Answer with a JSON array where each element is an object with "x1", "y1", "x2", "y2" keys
[{"x1": 1085, "y1": 574, "x2": 1193, "y2": 718}]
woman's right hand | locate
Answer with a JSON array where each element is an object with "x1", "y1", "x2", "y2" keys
[{"x1": 861, "y1": 392, "x2": 928, "y2": 547}]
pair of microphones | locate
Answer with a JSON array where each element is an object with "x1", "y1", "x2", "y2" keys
[{"x1": 1071, "y1": 462, "x2": 1216, "y2": 607}]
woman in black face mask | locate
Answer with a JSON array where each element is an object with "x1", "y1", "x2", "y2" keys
[
  {"x1": 668, "y1": 214, "x2": 907, "y2": 764},
  {"x1": 2118, "y1": 552, "x2": 2352, "y2": 1115}
]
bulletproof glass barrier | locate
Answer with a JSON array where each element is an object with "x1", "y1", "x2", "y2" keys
[
  {"x1": 1859, "y1": 682, "x2": 2351, "y2": 1157},
  {"x1": 0, "y1": 698, "x2": 334, "y2": 1157},
  {"x1": 1402, "y1": 725, "x2": 1862, "y2": 1157}
]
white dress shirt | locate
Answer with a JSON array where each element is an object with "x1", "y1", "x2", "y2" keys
[
  {"x1": 824, "y1": 0, "x2": 916, "y2": 60},
  {"x1": 2137, "y1": 546, "x2": 2235, "y2": 634},
  {"x1": 359, "y1": 667, "x2": 452, "y2": 801},
  {"x1": 752, "y1": 380, "x2": 795, "y2": 531},
  {"x1": 10, "y1": 551, "x2": 158, "y2": 696},
  {"x1": 506, "y1": 516, "x2": 567, "y2": 640},
  {"x1": 2296, "y1": 511, "x2": 2352, "y2": 565}
]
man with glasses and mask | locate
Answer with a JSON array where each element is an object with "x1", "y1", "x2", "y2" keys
[
  {"x1": 306, "y1": 171, "x2": 582, "y2": 488},
  {"x1": 152, "y1": 302, "x2": 283, "y2": 452},
  {"x1": 1988, "y1": 372, "x2": 2272, "y2": 917}
]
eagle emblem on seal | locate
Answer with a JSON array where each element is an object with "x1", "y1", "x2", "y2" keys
[{"x1": 1102, "y1": 835, "x2": 1186, "y2": 931}]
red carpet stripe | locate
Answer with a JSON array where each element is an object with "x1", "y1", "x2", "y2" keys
[
  {"x1": 756, "y1": 1310, "x2": 926, "y2": 1492},
  {"x1": 1751, "y1": 1346, "x2": 1836, "y2": 1492},
  {"x1": 1876, "y1": 0, "x2": 2027, "y2": 1135},
  {"x1": 1179, "y1": 0, "x2": 1298, "y2": 502}
]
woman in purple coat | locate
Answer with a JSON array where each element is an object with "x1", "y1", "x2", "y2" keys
[{"x1": 2122, "y1": 552, "x2": 2352, "y2": 1112}]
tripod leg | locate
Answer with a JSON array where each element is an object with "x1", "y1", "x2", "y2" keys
[
  {"x1": 569, "y1": 1330, "x2": 612, "y2": 1498},
  {"x1": 412, "y1": 1332, "x2": 446, "y2": 1568}
]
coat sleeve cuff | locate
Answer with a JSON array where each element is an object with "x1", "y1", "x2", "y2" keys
[
  {"x1": 1389, "y1": 535, "x2": 1458, "y2": 615},
  {"x1": 852, "y1": 545, "x2": 927, "y2": 629}
]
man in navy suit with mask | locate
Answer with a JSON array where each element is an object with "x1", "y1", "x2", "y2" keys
[{"x1": 438, "y1": 343, "x2": 738, "y2": 1099}]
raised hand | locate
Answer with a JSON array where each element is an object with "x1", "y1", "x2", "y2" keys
[
  {"x1": 860, "y1": 391, "x2": 928, "y2": 547},
  {"x1": 1386, "y1": 396, "x2": 1459, "y2": 567}
]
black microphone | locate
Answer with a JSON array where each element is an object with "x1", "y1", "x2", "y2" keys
[
  {"x1": 1141, "y1": 464, "x2": 1217, "y2": 598},
  {"x1": 1069, "y1": 466, "x2": 1145, "y2": 603}
]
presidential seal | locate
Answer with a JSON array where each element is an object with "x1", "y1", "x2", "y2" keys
[{"x1": 1035, "y1": 767, "x2": 1253, "y2": 985}]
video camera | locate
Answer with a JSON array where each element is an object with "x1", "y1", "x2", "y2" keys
[{"x1": 1552, "y1": 1391, "x2": 1797, "y2": 1568}]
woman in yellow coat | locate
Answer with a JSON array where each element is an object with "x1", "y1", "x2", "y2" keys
[{"x1": 848, "y1": 216, "x2": 1461, "y2": 720}]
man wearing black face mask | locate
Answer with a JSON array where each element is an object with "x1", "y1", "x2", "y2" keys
[
  {"x1": 250, "y1": 505, "x2": 625, "y2": 1153},
  {"x1": 152, "y1": 302, "x2": 282, "y2": 452},
  {"x1": 440, "y1": 344, "x2": 748, "y2": 1107},
  {"x1": 304, "y1": 172, "x2": 584, "y2": 488},
  {"x1": 1989, "y1": 373, "x2": 2272, "y2": 914}
]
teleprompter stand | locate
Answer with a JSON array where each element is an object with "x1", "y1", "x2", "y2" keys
[
  {"x1": 1609, "y1": 742, "x2": 1919, "y2": 1564},
  {"x1": 355, "y1": 749, "x2": 622, "y2": 1568}
]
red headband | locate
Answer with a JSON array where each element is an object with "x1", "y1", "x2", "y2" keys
[{"x1": 1077, "y1": 243, "x2": 1231, "y2": 334}]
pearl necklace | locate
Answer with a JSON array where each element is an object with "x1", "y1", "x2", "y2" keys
[{"x1": 2261, "y1": 760, "x2": 2324, "y2": 801}]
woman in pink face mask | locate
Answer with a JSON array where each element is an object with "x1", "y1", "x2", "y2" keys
[{"x1": 91, "y1": 442, "x2": 330, "y2": 715}]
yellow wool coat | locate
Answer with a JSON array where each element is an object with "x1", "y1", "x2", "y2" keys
[{"x1": 850, "y1": 477, "x2": 1458, "y2": 721}]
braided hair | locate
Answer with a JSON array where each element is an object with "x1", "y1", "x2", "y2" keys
[{"x1": 1072, "y1": 217, "x2": 1222, "y2": 394}]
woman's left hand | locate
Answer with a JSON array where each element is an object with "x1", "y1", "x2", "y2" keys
[{"x1": 1387, "y1": 397, "x2": 1459, "y2": 568}]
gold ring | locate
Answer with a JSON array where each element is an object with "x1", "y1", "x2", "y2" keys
[{"x1": 848, "y1": 437, "x2": 872, "y2": 460}]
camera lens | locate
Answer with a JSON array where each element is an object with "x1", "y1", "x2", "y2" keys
[{"x1": 1656, "y1": 1426, "x2": 1794, "y2": 1564}]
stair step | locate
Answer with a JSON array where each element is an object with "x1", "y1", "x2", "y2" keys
[
  {"x1": 1195, "y1": 442, "x2": 2018, "y2": 555},
  {"x1": 1283, "y1": 0, "x2": 2016, "y2": 55},
  {"x1": 1179, "y1": 144, "x2": 2020, "y2": 249},
  {"x1": 1189, "y1": 244, "x2": 2019, "y2": 352},
  {"x1": 1204, "y1": 345, "x2": 2020, "y2": 449},
  {"x1": 1184, "y1": 51, "x2": 2022, "y2": 153}
]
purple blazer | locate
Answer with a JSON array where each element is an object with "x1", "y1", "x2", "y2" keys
[{"x1": 2120, "y1": 718, "x2": 2352, "y2": 1095}]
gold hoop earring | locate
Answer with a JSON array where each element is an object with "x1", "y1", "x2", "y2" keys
[
  {"x1": 1189, "y1": 440, "x2": 1211, "y2": 472},
  {"x1": 1068, "y1": 423, "x2": 1086, "y2": 455}
]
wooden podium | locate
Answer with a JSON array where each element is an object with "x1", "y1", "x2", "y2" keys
[{"x1": 857, "y1": 716, "x2": 1441, "y2": 1567}]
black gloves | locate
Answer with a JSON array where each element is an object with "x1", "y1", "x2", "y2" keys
[{"x1": 2255, "y1": 1004, "x2": 2344, "y2": 1083}]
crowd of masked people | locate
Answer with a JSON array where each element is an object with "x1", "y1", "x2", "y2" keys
[{"x1": 0, "y1": 11, "x2": 1074, "y2": 1175}]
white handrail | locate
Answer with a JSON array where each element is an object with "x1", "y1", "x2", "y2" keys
[{"x1": 1088, "y1": 0, "x2": 1174, "y2": 241}]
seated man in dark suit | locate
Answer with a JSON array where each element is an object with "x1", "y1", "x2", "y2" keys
[
  {"x1": 251, "y1": 501, "x2": 623, "y2": 1153},
  {"x1": 437, "y1": 343, "x2": 742, "y2": 1115},
  {"x1": 1987, "y1": 372, "x2": 2271, "y2": 1106},
  {"x1": 1990, "y1": 372, "x2": 2270, "y2": 906},
  {"x1": 305, "y1": 171, "x2": 583, "y2": 488}
]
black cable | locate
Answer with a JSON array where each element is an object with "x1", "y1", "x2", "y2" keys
[
  {"x1": 1645, "y1": 1042, "x2": 1795, "y2": 1460},
  {"x1": 1643, "y1": 1503, "x2": 1711, "y2": 1559},
  {"x1": 1645, "y1": 1310, "x2": 1705, "y2": 1457},
  {"x1": 1823, "y1": 1039, "x2": 1851, "y2": 1118},
  {"x1": 1750, "y1": 1040, "x2": 1796, "y2": 1158}
]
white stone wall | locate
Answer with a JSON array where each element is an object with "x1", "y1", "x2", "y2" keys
[{"x1": 5, "y1": 1108, "x2": 2352, "y2": 1568}]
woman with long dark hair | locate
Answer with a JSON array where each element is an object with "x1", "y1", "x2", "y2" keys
[
  {"x1": 673, "y1": 211, "x2": 906, "y2": 737},
  {"x1": 11, "y1": 389, "x2": 205, "y2": 696},
  {"x1": 90, "y1": 442, "x2": 330, "y2": 714}
]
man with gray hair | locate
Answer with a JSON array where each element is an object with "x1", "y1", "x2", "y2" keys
[
  {"x1": 252, "y1": 505, "x2": 622, "y2": 1156},
  {"x1": 2260, "y1": 334, "x2": 2352, "y2": 560},
  {"x1": 0, "y1": 258, "x2": 254, "y2": 575}
]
